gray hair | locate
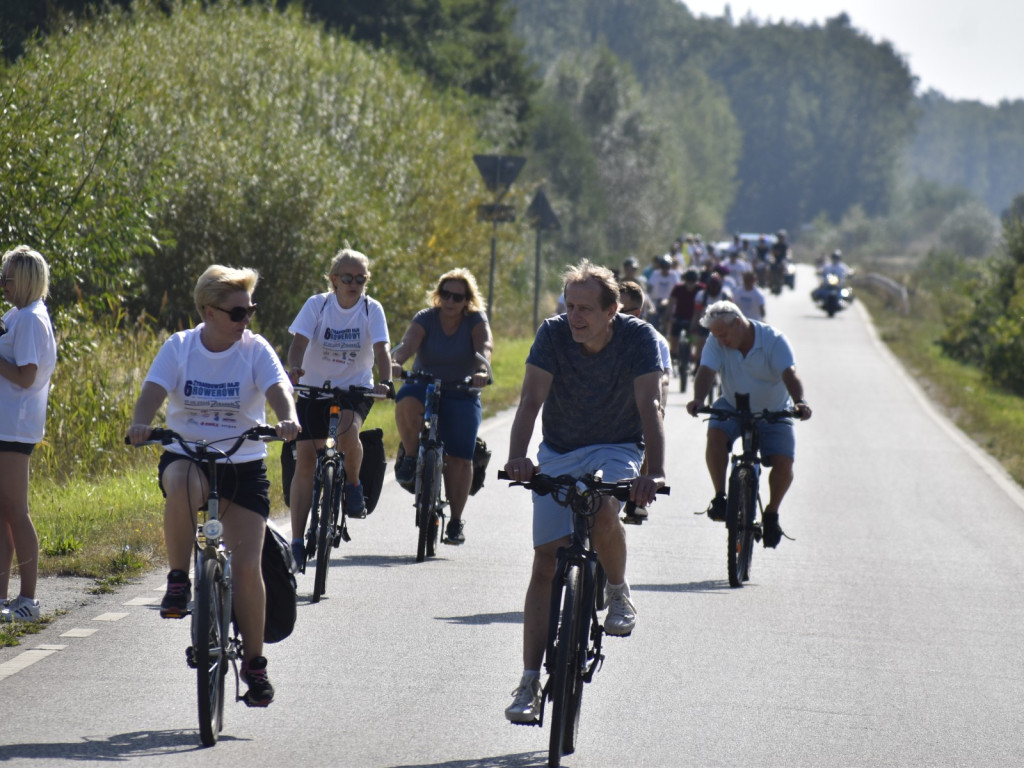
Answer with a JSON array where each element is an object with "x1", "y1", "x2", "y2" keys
[{"x1": 700, "y1": 300, "x2": 743, "y2": 329}]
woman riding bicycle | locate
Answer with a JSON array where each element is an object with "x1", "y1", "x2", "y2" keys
[
  {"x1": 285, "y1": 249, "x2": 392, "y2": 565},
  {"x1": 127, "y1": 265, "x2": 299, "y2": 708},
  {"x1": 391, "y1": 268, "x2": 492, "y2": 546}
]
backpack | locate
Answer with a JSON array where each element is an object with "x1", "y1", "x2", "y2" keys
[
  {"x1": 261, "y1": 522, "x2": 298, "y2": 644},
  {"x1": 470, "y1": 437, "x2": 491, "y2": 496},
  {"x1": 358, "y1": 428, "x2": 387, "y2": 513}
]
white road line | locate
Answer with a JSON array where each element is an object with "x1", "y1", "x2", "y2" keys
[{"x1": 0, "y1": 646, "x2": 66, "y2": 682}]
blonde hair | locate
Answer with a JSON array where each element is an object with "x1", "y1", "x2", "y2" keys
[
  {"x1": 325, "y1": 248, "x2": 371, "y2": 289},
  {"x1": 431, "y1": 268, "x2": 486, "y2": 314},
  {"x1": 562, "y1": 259, "x2": 619, "y2": 309},
  {"x1": 2, "y1": 245, "x2": 50, "y2": 307},
  {"x1": 194, "y1": 265, "x2": 259, "y2": 316}
]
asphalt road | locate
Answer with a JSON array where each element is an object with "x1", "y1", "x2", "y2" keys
[{"x1": 2, "y1": 266, "x2": 1024, "y2": 767}]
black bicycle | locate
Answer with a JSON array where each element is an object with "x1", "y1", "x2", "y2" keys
[
  {"x1": 697, "y1": 394, "x2": 796, "y2": 588},
  {"x1": 128, "y1": 425, "x2": 279, "y2": 747},
  {"x1": 500, "y1": 470, "x2": 669, "y2": 766},
  {"x1": 293, "y1": 383, "x2": 389, "y2": 602},
  {"x1": 399, "y1": 355, "x2": 490, "y2": 562}
]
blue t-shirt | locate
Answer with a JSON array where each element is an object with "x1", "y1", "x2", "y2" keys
[
  {"x1": 411, "y1": 307, "x2": 487, "y2": 382},
  {"x1": 700, "y1": 320, "x2": 795, "y2": 412},
  {"x1": 527, "y1": 313, "x2": 662, "y2": 454}
]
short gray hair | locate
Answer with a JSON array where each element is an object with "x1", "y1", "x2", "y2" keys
[{"x1": 700, "y1": 300, "x2": 743, "y2": 329}]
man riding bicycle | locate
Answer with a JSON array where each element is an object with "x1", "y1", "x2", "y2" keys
[
  {"x1": 685, "y1": 300, "x2": 812, "y2": 548},
  {"x1": 503, "y1": 260, "x2": 666, "y2": 723}
]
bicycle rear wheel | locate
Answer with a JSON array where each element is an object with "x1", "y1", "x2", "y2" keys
[
  {"x1": 195, "y1": 556, "x2": 228, "y2": 746},
  {"x1": 548, "y1": 564, "x2": 581, "y2": 766},
  {"x1": 415, "y1": 451, "x2": 437, "y2": 562},
  {"x1": 312, "y1": 463, "x2": 336, "y2": 602}
]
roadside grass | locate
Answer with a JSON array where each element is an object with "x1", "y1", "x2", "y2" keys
[
  {"x1": 860, "y1": 291, "x2": 1024, "y2": 487},
  {"x1": 20, "y1": 335, "x2": 533, "y2": 590}
]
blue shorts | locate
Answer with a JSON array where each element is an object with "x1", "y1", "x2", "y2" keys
[
  {"x1": 532, "y1": 442, "x2": 642, "y2": 547},
  {"x1": 395, "y1": 380, "x2": 481, "y2": 461},
  {"x1": 707, "y1": 398, "x2": 795, "y2": 461}
]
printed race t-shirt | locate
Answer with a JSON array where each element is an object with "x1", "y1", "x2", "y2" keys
[
  {"x1": 144, "y1": 326, "x2": 289, "y2": 462},
  {"x1": 289, "y1": 294, "x2": 390, "y2": 389}
]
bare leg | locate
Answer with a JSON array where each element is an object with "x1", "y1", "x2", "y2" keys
[{"x1": 0, "y1": 453, "x2": 36, "y2": 599}]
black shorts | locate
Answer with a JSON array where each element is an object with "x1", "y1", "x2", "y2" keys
[
  {"x1": 157, "y1": 452, "x2": 271, "y2": 519},
  {"x1": 671, "y1": 318, "x2": 693, "y2": 338},
  {"x1": 0, "y1": 440, "x2": 34, "y2": 456},
  {"x1": 296, "y1": 393, "x2": 372, "y2": 441}
]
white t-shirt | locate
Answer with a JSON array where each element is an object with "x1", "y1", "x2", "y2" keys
[
  {"x1": 734, "y1": 286, "x2": 766, "y2": 319},
  {"x1": 144, "y1": 326, "x2": 289, "y2": 462},
  {"x1": 0, "y1": 300, "x2": 57, "y2": 443},
  {"x1": 647, "y1": 269, "x2": 681, "y2": 302},
  {"x1": 288, "y1": 293, "x2": 390, "y2": 389}
]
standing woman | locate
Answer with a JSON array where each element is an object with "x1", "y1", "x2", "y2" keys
[
  {"x1": 127, "y1": 265, "x2": 299, "y2": 707},
  {"x1": 0, "y1": 246, "x2": 57, "y2": 622},
  {"x1": 391, "y1": 268, "x2": 492, "y2": 545},
  {"x1": 285, "y1": 249, "x2": 392, "y2": 567}
]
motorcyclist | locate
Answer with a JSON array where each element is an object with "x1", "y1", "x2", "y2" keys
[{"x1": 813, "y1": 250, "x2": 853, "y2": 303}]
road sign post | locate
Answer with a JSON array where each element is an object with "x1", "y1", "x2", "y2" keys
[
  {"x1": 526, "y1": 189, "x2": 561, "y2": 331},
  {"x1": 473, "y1": 155, "x2": 526, "y2": 318}
]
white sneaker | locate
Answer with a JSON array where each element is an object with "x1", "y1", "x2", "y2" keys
[
  {"x1": 0, "y1": 595, "x2": 40, "y2": 622},
  {"x1": 505, "y1": 675, "x2": 542, "y2": 723},
  {"x1": 604, "y1": 588, "x2": 636, "y2": 636}
]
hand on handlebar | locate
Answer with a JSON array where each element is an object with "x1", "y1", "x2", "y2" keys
[
  {"x1": 275, "y1": 420, "x2": 301, "y2": 442},
  {"x1": 504, "y1": 457, "x2": 537, "y2": 484},
  {"x1": 125, "y1": 423, "x2": 153, "y2": 446},
  {"x1": 630, "y1": 474, "x2": 665, "y2": 507},
  {"x1": 470, "y1": 371, "x2": 491, "y2": 389}
]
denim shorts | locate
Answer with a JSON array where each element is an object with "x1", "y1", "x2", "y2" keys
[
  {"x1": 395, "y1": 380, "x2": 481, "y2": 461},
  {"x1": 531, "y1": 442, "x2": 642, "y2": 547},
  {"x1": 707, "y1": 398, "x2": 796, "y2": 460}
]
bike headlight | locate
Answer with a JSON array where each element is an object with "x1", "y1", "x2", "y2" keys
[{"x1": 202, "y1": 519, "x2": 223, "y2": 540}]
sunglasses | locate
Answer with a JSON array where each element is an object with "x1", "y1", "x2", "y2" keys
[
  {"x1": 212, "y1": 304, "x2": 258, "y2": 322},
  {"x1": 440, "y1": 289, "x2": 466, "y2": 303},
  {"x1": 620, "y1": 305, "x2": 642, "y2": 314},
  {"x1": 335, "y1": 273, "x2": 368, "y2": 285}
]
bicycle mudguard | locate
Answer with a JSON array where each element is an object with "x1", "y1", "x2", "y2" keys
[{"x1": 359, "y1": 428, "x2": 387, "y2": 513}]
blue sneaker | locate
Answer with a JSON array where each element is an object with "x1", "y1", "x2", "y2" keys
[
  {"x1": 344, "y1": 482, "x2": 367, "y2": 518},
  {"x1": 291, "y1": 539, "x2": 306, "y2": 572}
]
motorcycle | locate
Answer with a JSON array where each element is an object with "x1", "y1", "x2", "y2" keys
[
  {"x1": 769, "y1": 258, "x2": 797, "y2": 295},
  {"x1": 813, "y1": 273, "x2": 855, "y2": 317}
]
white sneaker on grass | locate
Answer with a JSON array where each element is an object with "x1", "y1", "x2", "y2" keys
[{"x1": 1, "y1": 595, "x2": 40, "y2": 622}]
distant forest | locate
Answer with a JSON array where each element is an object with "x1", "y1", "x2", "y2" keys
[{"x1": 3, "y1": 0, "x2": 1022, "y2": 263}]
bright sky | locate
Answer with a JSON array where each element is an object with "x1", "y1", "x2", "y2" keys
[{"x1": 682, "y1": 1, "x2": 1024, "y2": 105}]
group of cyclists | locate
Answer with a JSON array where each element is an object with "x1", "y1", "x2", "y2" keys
[{"x1": 1, "y1": 236, "x2": 811, "y2": 729}]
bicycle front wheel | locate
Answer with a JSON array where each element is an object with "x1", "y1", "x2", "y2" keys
[
  {"x1": 727, "y1": 468, "x2": 757, "y2": 588},
  {"x1": 548, "y1": 564, "x2": 582, "y2": 766},
  {"x1": 195, "y1": 556, "x2": 228, "y2": 746},
  {"x1": 415, "y1": 451, "x2": 437, "y2": 563},
  {"x1": 312, "y1": 463, "x2": 336, "y2": 603}
]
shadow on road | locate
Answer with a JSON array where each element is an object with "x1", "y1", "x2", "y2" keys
[
  {"x1": 0, "y1": 728, "x2": 244, "y2": 761},
  {"x1": 436, "y1": 611, "x2": 523, "y2": 626},
  {"x1": 389, "y1": 751, "x2": 548, "y2": 768}
]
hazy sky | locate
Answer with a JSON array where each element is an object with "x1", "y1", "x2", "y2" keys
[{"x1": 682, "y1": 1, "x2": 1024, "y2": 105}]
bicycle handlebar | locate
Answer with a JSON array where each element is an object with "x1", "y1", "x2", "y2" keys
[
  {"x1": 399, "y1": 369, "x2": 487, "y2": 395},
  {"x1": 497, "y1": 470, "x2": 670, "y2": 503},
  {"x1": 125, "y1": 425, "x2": 281, "y2": 459},
  {"x1": 695, "y1": 405, "x2": 797, "y2": 423},
  {"x1": 293, "y1": 383, "x2": 393, "y2": 401}
]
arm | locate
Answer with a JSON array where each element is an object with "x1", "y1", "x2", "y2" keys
[
  {"x1": 372, "y1": 340, "x2": 393, "y2": 395},
  {"x1": 633, "y1": 370, "x2": 666, "y2": 505},
  {"x1": 265, "y1": 381, "x2": 301, "y2": 440},
  {"x1": 470, "y1": 319, "x2": 494, "y2": 388},
  {"x1": 126, "y1": 381, "x2": 168, "y2": 445},
  {"x1": 286, "y1": 333, "x2": 309, "y2": 384},
  {"x1": 390, "y1": 322, "x2": 426, "y2": 377},
  {"x1": 504, "y1": 363, "x2": 552, "y2": 481},
  {"x1": 0, "y1": 360, "x2": 37, "y2": 389},
  {"x1": 686, "y1": 365, "x2": 717, "y2": 416},
  {"x1": 782, "y1": 366, "x2": 812, "y2": 420}
]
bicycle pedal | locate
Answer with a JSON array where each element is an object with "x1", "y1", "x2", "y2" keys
[
  {"x1": 509, "y1": 719, "x2": 543, "y2": 728},
  {"x1": 159, "y1": 608, "x2": 190, "y2": 619},
  {"x1": 338, "y1": 526, "x2": 351, "y2": 544},
  {"x1": 621, "y1": 514, "x2": 644, "y2": 525},
  {"x1": 186, "y1": 646, "x2": 197, "y2": 668}
]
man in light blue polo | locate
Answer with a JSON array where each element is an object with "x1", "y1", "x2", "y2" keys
[{"x1": 685, "y1": 300, "x2": 812, "y2": 547}]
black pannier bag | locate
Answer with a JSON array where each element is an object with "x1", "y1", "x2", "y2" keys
[
  {"x1": 358, "y1": 428, "x2": 387, "y2": 513},
  {"x1": 280, "y1": 439, "x2": 297, "y2": 506},
  {"x1": 470, "y1": 437, "x2": 491, "y2": 496},
  {"x1": 261, "y1": 522, "x2": 298, "y2": 644}
]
